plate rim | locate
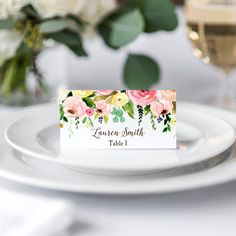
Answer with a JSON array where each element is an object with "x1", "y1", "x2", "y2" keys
[
  {"x1": 1, "y1": 102, "x2": 236, "y2": 194},
  {"x1": 4, "y1": 102, "x2": 236, "y2": 174}
]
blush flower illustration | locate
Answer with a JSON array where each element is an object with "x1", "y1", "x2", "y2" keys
[
  {"x1": 96, "y1": 90, "x2": 113, "y2": 95},
  {"x1": 86, "y1": 108, "x2": 94, "y2": 116},
  {"x1": 161, "y1": 90, "x2": 176, "y2": 102},
  {"x1": 60, "y1": 90, "x2": 176, "y2": 134},
  {"x1": 127, "y1": 90, "x2": 158, "y2": 106},
  {"x1": 63, "y1": 96, "x2": 86, "y2": 117},
  {"x1": 151, "y1": 99, "x2": 173, "y2": 116},
  {"x1": 96, "y1": 100, "x2": 111, "y2": 115}
]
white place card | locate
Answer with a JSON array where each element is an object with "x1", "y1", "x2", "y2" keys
[{"x1": 60, "y1": 90, "x2": 176, "y2": 149}]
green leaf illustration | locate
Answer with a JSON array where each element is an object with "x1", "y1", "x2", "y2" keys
[
  {"x1": 82, "y1": 97, "x2": 96, "y2": 108},
  {"x1": 144, "y1": 105, "x2": 151, "y2": 115},
  {"x1": 94, "y1": 95, "x2": 110, "y2": 101},
  {"x1": 63, "y1": 116, "x2": 68, "y2": 122},
  {"x1": 104, "y1": 115, "x2": 109, "y2": 124},
  {"x1": 123, "y1": 101, "x2": 135, "y2": 118},
  {"x1": 116, "y1": 109, "x2": 124, "y2": 117},
  {"x1": 94, "y1": 112, "x2": 100, "y2": 120},
  {"x1": 120, "y1": 117, "x2": 125, "y2": 123},
  {"x1": 163, "y1": 127, "x2": 168, "y2": 132},
  {"x1": 67, "y1": 91, "x2": 73, "y2": 97},
  {"x1": 82, "y1": 117, "x2": 87, "y2": 124},
  {"x1": 60, "y1": 104, "x2": 64, "y2": 120},
  {"x1": 111, "y1": 108, "x2": 118, "y2": 115},
  {"x1": 113, "y1": 116, "x2": 119, "y2": 123},
  {"x1": 137, "y1": 105, "x2": 144, "y2": 126}
]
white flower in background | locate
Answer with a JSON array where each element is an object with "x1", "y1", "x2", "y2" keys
[
  {"x1": 32, "y1": 0, "x2": 117, "y2": 24},
  {"x1": 0, "y1": 0, "x2": 30, "y2": 19},
  {"x1": 0, "y1": 30, "x2": 22, "y2": 66},
  {"x1": 76, "y1": 0, "x2": 117, "y2": 24},
  {"x1": 31, "y1": 0, "x2": 81, "y2": 18}
]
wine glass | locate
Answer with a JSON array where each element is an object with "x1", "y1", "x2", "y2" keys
[{"x1": 185, "y1": 0, "x2": 236, "y2": 109}]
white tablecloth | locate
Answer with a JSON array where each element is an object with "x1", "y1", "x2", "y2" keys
[{"x1": 1, "y1": 8, "x2": 236, "y2": 236}]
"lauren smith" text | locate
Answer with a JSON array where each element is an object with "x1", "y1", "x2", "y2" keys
[{"x1": 91, "y1": 127, "x2": 145, "y2": 139}]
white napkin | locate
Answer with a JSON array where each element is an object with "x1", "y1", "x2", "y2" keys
[
  {"x1": 0, "y1": 188, "x2": 75, "y2": 236},
  {"x1": 0, "y1": 109, "x2": 75, "y2": 236}
]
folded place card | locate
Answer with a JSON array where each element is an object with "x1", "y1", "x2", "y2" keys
[{"x1": 60, "y1": 90, "x2": 176, "y2": 150}]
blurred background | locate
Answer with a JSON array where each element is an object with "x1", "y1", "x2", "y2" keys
[
  {"x1": 31, "y1": 0, "x2": 236, "y2": 108},
  {"x1": 1, "y1": 0, "x2": 236, "y2": 236},
  {"x1": 40, "y1": 0, "x2": 220, "y2": 103}
]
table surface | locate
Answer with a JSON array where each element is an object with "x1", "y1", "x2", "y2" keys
[{"x1": 1, "y1": 8, "x2": 236, "y2": 236}]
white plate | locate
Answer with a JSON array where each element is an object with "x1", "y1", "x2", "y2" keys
[
  {"x1": 1, "y1": 103, "x2": 236, "y2": 195},
  {"x1": 5, "y1": 103, "x2": 235, "y2": 175}
]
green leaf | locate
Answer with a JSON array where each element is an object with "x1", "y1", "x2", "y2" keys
[
  {"x1": 120, "y1": 117, "x2": 125, "y2": 123},
  {"x1": 144, "y1": 105, "x2": 151, "y2": 115},
  {"x1": 63, "y1": 116, "x2": 68, "y2": 122},
  {"x1": 46, "y1": 29, "x2": 87, "y2": 57},
  {"x1": 111, "y1": 108, "x2": 117, "y2": 115},
  {"x1": 60, "y1": 104, "x2": 64, "y2": 120},
  {"x1": 94, "y1": 112, "x2": 100, "y2": 120},
  {"x1": 98, "y1": 8, "x2": 144, "y2": 48},
  {"x1": 94, "y1": 95, "x2": 109, "y2": 101},
  {"x1": 123, "y1": 54, "x2": 160, "y2": 89},
  {"x1": 167, "y1": 124, "x2": 171, "y2": 131},
  {"x1": 113, "y1": 116, "x2": 119, "y2": 123},
  {"x1": 39, "y1": 19, "x2": 68, "y2": 33},
  {"x1": 60, "y1": 113, "x2": 64, "y2": 120},
  {"x1": 0, "y1": 19, "x2": 15, "y2": 29},
  {"x1": 88, "y1": 92, "x2": 96, "y2": 97},
  {"x1": 116, "y1": 109, "x2": 124, "y2": 117},
  {"x1": 104, "y1": 115, "x2": 109, "y2": 124},
  {"x1": 67, "y1": 91, "x2": 73, "y2": 97},
  {"x1": 163, "y1": 127, "x2": 168, "y2": 132},
  {"x1": 173, "y1": 102, "x2": 176, "y2": 114},
  {"x1": 1, "y1": 53, "x2": 31, "y2": 96},
  {"x1": 82, "y1": 97, "x2": 96, "y2": 108},
  {"x1": 123, "y1": 101, "x2": 135, "y2": 119},
  {"x1": 21, "y1": 4, "x2": 41, "y2": 21},
  {"x1": 66, "y1": 14, "x2": 84, "y2": 29},
  {"x1": 82, "y1": 117, "x2": 87, "y2": 124},
  {"x1": 87, "y1": 117, "x2": 94, "y2": 127},
  {"x1": 166, "y1": 114, "x2": 171, "y2": 122},
  {"x1": 129, "y1": 0, "x2": 178, "y2": 33}
]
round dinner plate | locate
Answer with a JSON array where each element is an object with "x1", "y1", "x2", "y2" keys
[
  {"x1": 1, "y1": 103, "x2": 236, "y2": 195},
  {"x1": 5, "y1": 103, "x2": 235, "y2": 175}
]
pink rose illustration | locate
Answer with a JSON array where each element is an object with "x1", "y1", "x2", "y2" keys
[
  {"x1": 96, "y1": 90, "x2": 113, "y2": 95},
  {"x1": 127, "y1": 90, "x2": 158, "y2": 106},
  {"x1": 96, "y1": 100, "x2": 111, "y2": 115},
  {"x1": 151, "y1": 99, "x2": 173, "y2": 116},
  {"x1": 96, "y1": 100, "x2": 107, "y2": 110},
  {"x1": 86, "y1": 108, "x2": 94, "y2": 116},
  {"x1": 161, "y1": 90, "x2": 176, "y2": 101},
  {"x1": 63, "y1": 97, "x2": 86, "y2": 117}
]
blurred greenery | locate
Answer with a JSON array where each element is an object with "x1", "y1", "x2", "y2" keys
[
  {"x1": 98, "y1": 0, "x2": 178, "y2": 88},
  {"x1": 0, "y1": 0, "x2": 178, "y2": 101}
]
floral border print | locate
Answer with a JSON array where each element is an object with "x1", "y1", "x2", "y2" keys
[{"x1": 60, "y1": 90, "x2": 176, "y2": 135}]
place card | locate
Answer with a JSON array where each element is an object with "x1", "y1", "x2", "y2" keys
[{"x1": 60, "y1": 90, "x2": 176, "y2": 149}]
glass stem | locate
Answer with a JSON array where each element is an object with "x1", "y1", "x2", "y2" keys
[{"x1": 217, "y1": 71, "x2": 235, "y2": 110}]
